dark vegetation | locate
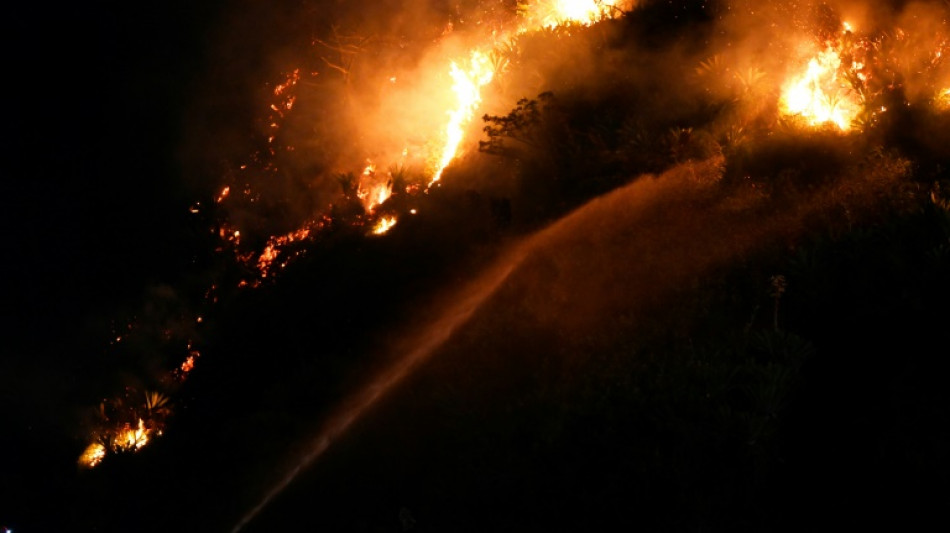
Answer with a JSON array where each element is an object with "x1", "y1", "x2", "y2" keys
[{"x1": 6, "y1": 1, "x2": 950, "y2": 532}]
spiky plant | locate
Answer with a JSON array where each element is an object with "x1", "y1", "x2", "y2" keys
[
  {"x1": 144, "y1": 390, "x2": 172, "y2": 416},
  {"x1": 734, "y1": 67, "x2": 767, "y2": 95},
  {"x1": 695, "y1": 54, "x2": 726, "y2": 78}
]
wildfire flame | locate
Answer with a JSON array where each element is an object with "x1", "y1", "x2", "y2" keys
[
  {"x1": 114, "y1": 418, "x2": 150, "y2": 451},
  {"x1": 520, "y1": 0, "x2": 632, "y2": 29},
  {"x1": 938, "y1": 88, "x2": 950, "y2": 109},
  {"x1": 430, "y1": 50, "x2": 496, "y2": 185},
  {"x1": 256, "y1": 227, "x2": 313, "y2": 278},
  {"x1": 357, "y1": 163, "x2": 393, "y2": 213},
  {"x1": 81, "y1": 417, "x2": 155, "y2": 468},
  {"x1": 429, "y1": 2, "x2": 632, "y2": 185},
  {"x1": 78, "y1": 442, "x2": 106, "y2": 469},
  {"x1": 372, "y1": 216, "x2": 398, "y2": 235},
  {"x1": 781, "y1": 45, "x2": 862, "y2": 131}
]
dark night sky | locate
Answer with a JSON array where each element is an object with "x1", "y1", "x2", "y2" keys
[
  {"x1": 8, "y1": 1, "x2": 225, "y2": 309},
  {"x1": 4, "y1": 2, "x2": 231, "y2": 525}
]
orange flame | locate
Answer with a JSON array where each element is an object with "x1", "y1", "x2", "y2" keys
[
  {"x1": 256, "y1": 227, "x2": 312, "y2": 278},
  {"x1": 430, "y1": 50, "x2": 496, "y2": 185},
  {"x1": 78, "y1": 442, "x2": 106, "y2": 468},
  {"x1": 357, "y1": 163, "x2": 392, "y2": 213},
  {"x1": 114, "y1": 418, "x2": 150, "y2": 451},
  {"x1": 372, "y1": 216, "x2": 398, "y2": 235},
  {"x1": 781, "y1": 46, "x2": 862, "y2": 131},
  {"x1": 938, "y1": 88, "x2": 950, "y2": 109},
  {"x1": 520, "y1": 0, "x2": 631, "y2": 30}
]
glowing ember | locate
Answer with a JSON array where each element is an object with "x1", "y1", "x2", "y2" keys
[
  {"x1": 180, "y1": 354, "x2": 196, "y2": 374},
  {"x1": 78, "y1": 442, "x2": 106, "y2": 469},
  {"x1": 256, "y1": 227, "x2": 312, "y2": 278},
  {"x1": 371, "y1": 216, "x2": 398, "y2": 235},
  {"x1": 781, "y1": 46, "x2": 862, "y2": 131},
  {"x1": 273, "y1": 69, "x2": 299, "y2": 98},
  {"x1": 77, "y1": 0, "x2": 646, "y2": 475},
  {"x1": 217, "y1": 223, "x2": 242, "y2": 245}
]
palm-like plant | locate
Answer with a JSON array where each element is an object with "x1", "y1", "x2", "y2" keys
[
  {"x1": 695, "y1": 54, "x2": 726, "y2": 79},
  {"x1": 144, "y1": 390, "x2": 172, "y2": 417},
  {"x1": 734, "y1": 67, "x2": 767, "y2": 95}
]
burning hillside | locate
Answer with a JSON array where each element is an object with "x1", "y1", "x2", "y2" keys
[
  {"x1": 77, "y1": 0, "x2": 950, "y2": 474},
  {"x1": 77, "y1": 0, "x2": 643, "y2": 469},
  {"x1": 9, "y1": 1, "x2": 940, "y2": 531}
]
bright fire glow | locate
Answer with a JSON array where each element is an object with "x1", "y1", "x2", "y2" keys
[
  {"x1": 521, "y1": 0, "x2": 631, "y2": 29},
  {"x1": 83, "y1": 2, "x2": 643, "y2": 474},
  {"x1": 357, "y1": 163, "x2": 392, "y2": 213},
  {"x1": 257, "y1": 227, "x2": 312, "y2": 278},
  {"x1": 938, "y1": 88, "x2": 950, "y2": 109},
  {"x1": 781, "y1": 46, "x2": 862, "y2": 131},
  {"x1": 81, "y1": 417, "x2": 152, "y2": 467},
  {"x1": 114, "y1": 418, "x2": 150, "y2": 451},
  {"x1": 430, "y1": 50, "x2": 496, "y2": 185},
  {"x1": 429, "y1": 1, "x2": 632, "y2": 185},
  {"x1": 372, "y1": 216, "x2": 398, "y2": 235},
  {"x1": 78, "y1": 442, "x2": 106, "y2": 468}
]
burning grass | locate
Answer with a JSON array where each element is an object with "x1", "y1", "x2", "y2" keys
[{"x1": 780, "y1": 44, "x2": 863, "y2": 130}]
